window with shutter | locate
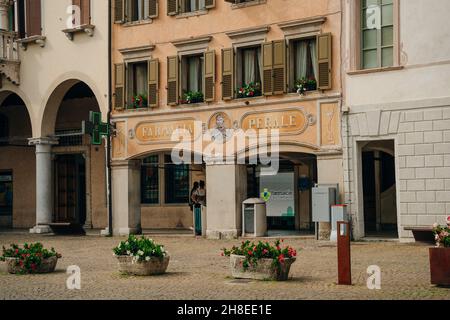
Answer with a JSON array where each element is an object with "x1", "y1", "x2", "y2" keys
[
  {"x1": 272, "y1": 40, "x2": 286, "y2": 95},
  {"x1": 25, "y1": 0, "x2": 42, "y2": 37},
  {"x1": 127, "y1": 62, "x2": 149, "y2": 108},
  {"x1": 148, "y1": 59, "x2": 159, "y2": 108},
  {"x1": 290, "y1": 38, "x2": 318, "y2": 93},
  {"x1": 114, "y1": 64, "x2": 126, "y2": 110},
  {"x1": 148, "y1": 0, "x2": 159, "y2": 18},
  {"x1": 167, "y1": 0, "x2": 178, "y2": 15},
  {"x1": 203, "y1": 50, "x2": 215, "y2": 102},
  {"x1": 114, "y1": 0, "x2": 125, "y2": 23},
  {"x1": 221, "y1": 48, "x2": 234, "y2": 101},
  {"x1": 73, "y1": 0, "x2": 90, "y2": 25},
  {"x1": 262, "y1": 42, "x2": 273, "y2": 96},
  {"x1": 167, "y1": 56, "x2": 179, "y2": 105},
  {"x1": 236, "y1": 46, "x2": 262, "y2": 98},
  {"x1": 317, "y1": 33, "x2": 332, "y2": 90}
]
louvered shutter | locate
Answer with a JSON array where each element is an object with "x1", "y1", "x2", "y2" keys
[
  {"x1": 114, "y1": 63, "x2": 126, "y2": 110},
  {"x1": 221, "y1": 48, "x2": 234, "y2": 101},
  {"x1": 114, "y1": 0, "x2": 125, "y2": 23},
  {"x1": 26, "y1": 0, "x2": 42, "y2": 37},
  {"x1": 148, "y1": 0, "x2": 158, "y2": 18},
  {"x1": 167, "y1": 56, "x2": 179, "y2": 105},
  {"x1": 317, "y1": 33, "x2": 332, "y2": 90},
  {"x1": 262, "y1": 42, "x2": 273, "y2": 96},
  {"x1": 272, "y1": 40, "x2": 286, "y2": 95},
  {"x1": 205, "y1": 0, "x2": 215, "y2": 9},
  {"x1": 148, "y1": 59, "x2": 159, "y2": 107},
  {"x1": 80, "y1": 0, "x2": 90, "y2": 25},
  {"x1": 167, "y1": 0, "x2": 178, "y2": 15},
  {"x1": 203, "y1": 50, "x2": 215, "y2": 102}
]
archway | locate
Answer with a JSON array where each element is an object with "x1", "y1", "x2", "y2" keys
[{"x1": 0, "y1": 92, "x2": 34, "y2": 229}]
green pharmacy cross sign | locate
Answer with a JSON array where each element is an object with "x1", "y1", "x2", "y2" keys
[{"x1": 83, "y1": 112, "x2": 110, "y2": 145}]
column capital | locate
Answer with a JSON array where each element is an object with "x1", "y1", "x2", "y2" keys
[{"x1": 28, "y1": 137, "x2": 59, "y2": 146}]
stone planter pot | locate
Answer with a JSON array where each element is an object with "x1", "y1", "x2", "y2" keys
[
  {"x1": 230, "y1": 254, "x2": 296, "y2": 281},
  {"x1": 429, "y1": 247, "x2": 450, "y2": 286},
  {"x1": 5, "y1": 256, "x2": 58, "y2": 274},
  {"x1": 116, "y1": 255, "x2": 170, "y2": 276}
]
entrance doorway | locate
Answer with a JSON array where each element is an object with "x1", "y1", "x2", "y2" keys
[
  {"x1": 362, "y1": 140, "x2": 398, "y2": 238},
  {"x1": 0, "y1": 171, "x2": 13, "y2": 228},
  {"x1": 54, "y1": 154, "x2": 86, "y2": 225}
]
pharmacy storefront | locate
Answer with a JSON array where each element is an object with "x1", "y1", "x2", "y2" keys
[{"x1": 110, "y1": 98, "x2": 343, "y2": 238}]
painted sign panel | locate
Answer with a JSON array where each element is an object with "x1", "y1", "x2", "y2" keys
[
  {"x1": 260, "y1": 172, "x2": 295, "y2": 217},
  {"x1": 135, "y1": 119, "x2": 197, "y2": 143},
  {"x1": 241, "y1": 109, "x2": 311, "y2": 135}
]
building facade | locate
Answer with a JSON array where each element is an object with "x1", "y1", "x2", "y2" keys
[
  {"x1": 111, "y1": 0, "x2": 344, "y2": 237},
  {"x1": 0, "y1": 0, "x2": 109, "y2": 232},
  {"x1": 342, "y1": 0, "x2": 450, "y2": 241}
]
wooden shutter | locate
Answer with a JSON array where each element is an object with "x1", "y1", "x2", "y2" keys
[
  {"x1": 114, "y1": 0, "x2": 125, "y2": 23},
  {"x1": 148, "y1": 0, "x2": 159, "y2": 18},
  {"x1": 167, "y1": 0, "x2": 178, "y2": 15},
  {"x1": 80, "y1": 0, "x2": 90, "y2": 25},
  {"x1": 203, "y1": 50, "x2": 215, "y2": 102},
  {"x1": 205, "y1": 0, "x2": 215, "y2": 9},
  {"x1": 148, "y1": 59, "x2": 159, "y2": 107},
  {"x1": 26, "y1": 0, "x2": 42, "y2": 37},
  {"x1": 262, "y1": 42, "x2": 273, "y2": 96},
  {"x1": 221, "y1": 48, "x2": 234, "y2": 101},
  {"x1": 317, "y1": 33, "x2": 332, "y2": 90},
  {"x1": 167, "y1": 56, "x2": 179, "y2": 106},
  {"x1": 114, "y1": 63, "x2": 126, "y2": 110},
  {"x1": 272, "y1": 40, "x2": 286, "y2": 95}
]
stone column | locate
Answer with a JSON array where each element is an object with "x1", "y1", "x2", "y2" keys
[
  {"x1": 29, "y1": 137, "x2": 59, "y2": 234},
  {"x1": 111, "y1": 160, "x2": 141, "y2": 236},
  {"x1": 317, "y1": 152, "x2": 344, "y2": 240},
  {"x1": 205, "y1": 162, "x2": 247, "y2": 240},
  {"x1": 0, "y1": 0, "x2": 10, "y2": 31}
]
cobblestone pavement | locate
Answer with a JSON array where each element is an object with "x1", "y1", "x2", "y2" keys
[{"x1": 0, "y1": 233, "x2": 449, "y2": 300}]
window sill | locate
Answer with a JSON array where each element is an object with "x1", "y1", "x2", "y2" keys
[
  {"x1": 122, "y1": 19, "x2": 153, "y2": 27},
  {"x1": 62, "y1": 24, "x2": 95, "y2": 40},
  {"x1": 16, "y1": 35, "x2": 46, "y2": 50},
  {"x1": 231, "y1": 0, "x2": 267, "y2": 10},
  {"x1": 176, "y1": 10, "x2": 208, "y2": 19},
  {"x1": 178, "y1": 101, "x2": 208, "y2": 107},
  {"x1": 347, "y1": 65, "x2": 404, "y2": 75}
]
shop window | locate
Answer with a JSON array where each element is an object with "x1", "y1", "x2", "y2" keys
[
  {"x1": 361, "y1": 0, "x2": 394, "y2": 69},
  {"x1": 141, "y1": 155, "x2": 159, "y2": 204},
  {"x1": 180, "y1": 54, "x2": 204, "y2": 104},
  {"x1": 236, "y1": 46, "x2": 262, "y2": 98},
  {"x1": 127, "y1": 61, "x2": 148, "y2": 109},
  {"x1": 164, "y1": 155, "x2": 189, "y2": 204},
  {"x1": 290, "y1": 38, "x2": 318, "y2": 92}
]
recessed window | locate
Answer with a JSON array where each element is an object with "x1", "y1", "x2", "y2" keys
[
  {"x1": 164, "y1": 155, "x2": 190, "y2": 204},
  {"x1": 128, "y1": 0, "x2": 149, "y2": 21},
  {"x1": 236, "y1": 46, "x2": 262, "y2": 98},
  {"x1": 127, "y1": 61, "x2": 148, "y2": 108},
  {"x1": 290, "y1": 38, "x2": 318, "y2": 92},
  {"x1": 183, "y1": 0, "x2": 206, "y2": 13},
  {"x1": 141, "y1": 155, "x2": 159, "y2": 204},
  {"x1": 361, "y1": 0, "x2": 394, "y2": 69},
  {"x1": 181, "y1": 54, "x2": 204, "y2": 104}
]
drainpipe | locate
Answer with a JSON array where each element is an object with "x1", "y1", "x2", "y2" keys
[{"x1": 107, "y1": 0, "x2": 113, "y2": 236}]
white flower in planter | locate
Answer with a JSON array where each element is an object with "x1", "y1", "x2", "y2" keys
[
  {"x1": 145, "y1": 256, "x2": 151, "y2": 261},
  {"x1": 126, "y1": 250, "x2": 131, "y2": 255},
  {"x1": 138, "y1": 250, "x2": 144, "y2": 256}
]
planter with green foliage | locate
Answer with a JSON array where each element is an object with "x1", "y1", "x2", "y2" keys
[
  {"x1": 295, "y1": 77, "x2": 317, "y2": 95},
  {"x1": 113, "y1": 235, "x2": 170, "y2": 276},
  {"x1": 236, "y1": 82, "x2": 262, "y2": 99},
  {"x1": 429, "y1": 217, "x2": 450, "y2": 286},
  {"x1": 127, "y1": 94, "x2": 148, "y2": 109},
  {"x1": 1, "y1": 243, "x2": 61, "y2": 274},
  {"x1": 181, "y1": 91, "x2": 204, "y2": 104},
  {"x1": 222, "y1": 240, "x2": 297, "y2": 281}
]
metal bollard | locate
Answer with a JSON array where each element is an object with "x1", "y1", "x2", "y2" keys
[{"x1": 337, "y1": 221, "x2": 352, "y2": 285}]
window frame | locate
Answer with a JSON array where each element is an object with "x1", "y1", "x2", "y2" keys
[
  {"x1": 288, "y1": 36, "x2": 319, "y2": 93},
  {"x1": 126, "y1": 60, "x2": 149, "y2": 109},
  {"x1": 233, "y1": 41, "x2": 263, "y2": 99},
  {"x1": 180, "y1": 53, "x2": 204, "y2": 99},
  {"x1": 141, "y1": 154, "x2": 160, "y2": 205},
  {"x1": 177, "y1": 48, "x2": 207, "y2": 105},
  {"x1": 126, "y1": 0, "x2": 151, "y2": 23},
  {"x1": 163, "y1": 154, "x2": 191, "y2": 205}
]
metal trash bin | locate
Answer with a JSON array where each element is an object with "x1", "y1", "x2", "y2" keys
[
  {"x1": 330, "y1": 205, "x2": 349, "y2": 242},
  {"x1": 242, "y1": 198, "x2": 267, "y2": 237}
]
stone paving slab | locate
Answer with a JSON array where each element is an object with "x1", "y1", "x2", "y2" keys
[{"x1": 0, "y1": 234, "x2": 449, "y2": 300}]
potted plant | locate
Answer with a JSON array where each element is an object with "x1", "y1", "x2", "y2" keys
[
  {"x1": 429, "y1": 217, "x2": 450, "y2": 286},
  {"x1": 222, "y1": 240, "x2": 297, "y2": 281},
  {"x1": 236, "y1": 82, "x2": 262, "y2": 99},
  {"x1": 113, "y1": 235, "x2": 170, "y2": 276},
  {"x1": 181, "y1": 91, "x2": 204, "y2": 104},
  {"x1": 295, "y1": 77, "x2": 317, "y2": 95},
  {"x1": 0, "y1": 243, "x2": 61, "y2": 274},
  {"x1": 128, "y1": 93, "x2": 148, "y2": 109}
]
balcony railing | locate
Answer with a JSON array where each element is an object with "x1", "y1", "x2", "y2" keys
[{"x1": 0, "y1": 30, "x2": 19, "y2": 61}]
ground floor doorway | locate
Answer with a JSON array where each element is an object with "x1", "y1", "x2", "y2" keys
[
  {"x1": 0, "y1": 171, "x2": 13, "y2": 228},
  {"x1": 54, "y1": 154, "x2": 86, "y2": 225},
  {"x1": 361, "y1": 140, "x2": 398, "y2": 238}
]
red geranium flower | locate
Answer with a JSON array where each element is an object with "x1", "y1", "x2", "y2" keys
[
  {"x1": 278, "y1": 254, "x2": 285, "y2": 263},
  {"x1": 247, "y1": 250, "x2": 253, "y2": 256}
]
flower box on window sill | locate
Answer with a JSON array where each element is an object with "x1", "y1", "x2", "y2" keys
[
  {"x1": 295, "y1": 78, "x2": 317, "y2": 95},
  {"x1": 236, "y1": 82, "x2": 262, "y2": 99},
  {"x1": 181, "y1": 91, "x2": 204, "y2": 105}
]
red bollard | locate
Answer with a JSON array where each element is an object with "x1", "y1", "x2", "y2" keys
[{"x1": 337, "y1": 221, "x2": 352, "y2": 285}]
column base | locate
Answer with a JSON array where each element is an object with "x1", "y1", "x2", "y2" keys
[
  {"x1": 29, "y1": 225, "x2": 52, "y2": 234},
  {"x1": 100, "y1": 227, "x2": 110, "y2": 236}
]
